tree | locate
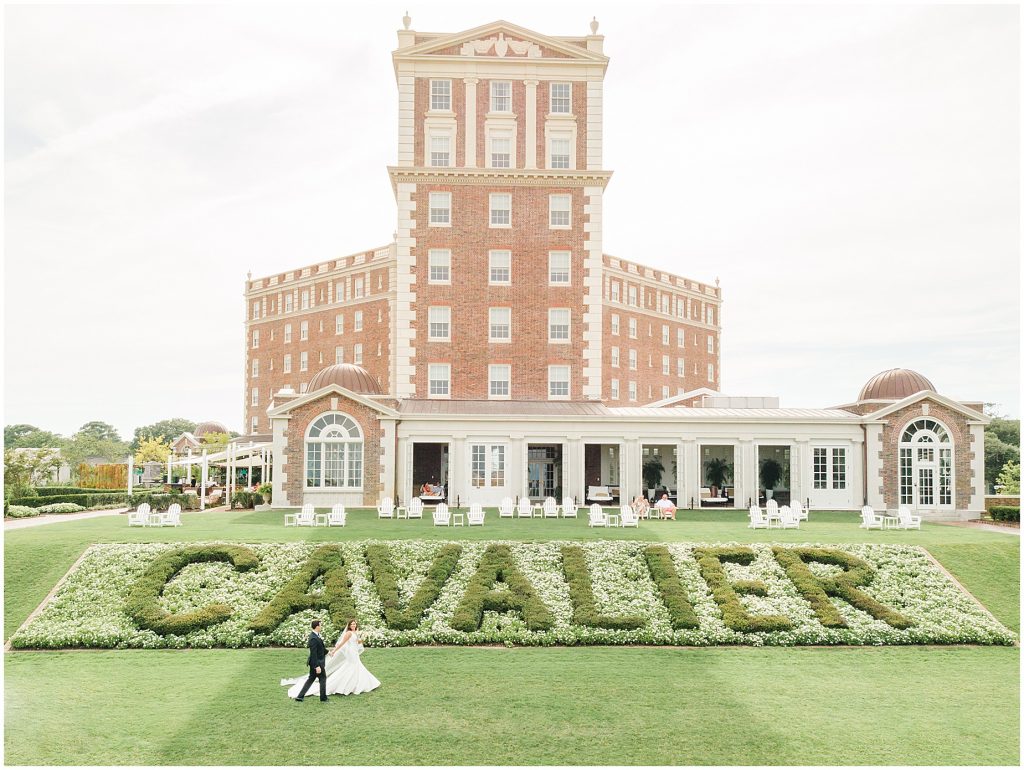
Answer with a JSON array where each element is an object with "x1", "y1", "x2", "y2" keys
[
  {"x1": 199, "y1": 432, "x2": 231, "y2": 452},
  {"x1": 62, "y1": 424, "x2": 130, "y2": 470},
  {"x1": 987, "y1": 417, "x2": 1020, "y2": 448},
  {"x1": 984, "y1": 434, "x2": 1018, "y2": 493},
  {"x1": 76, "y1": 421, "x2": 121, "y2": 442},
  {"x1": 4, "y1": 424, "x2": 64, "y2": 449},
  {"x1": 4, "y1": 448, "x2": 62, "y2": 499},
  {"x1": 131, "y1": 418, "x2": 197, "y2": 451},
  {"x1": 995, "y1": 460, "x2": 1020, "y2": 494},
  {"x1": 135, "y1": 437, "x2": 173, "y2": 464}
]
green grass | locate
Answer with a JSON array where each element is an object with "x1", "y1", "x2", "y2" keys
[{"x1": 4, "y1": 507, "x2": 1019, "y2": 765}]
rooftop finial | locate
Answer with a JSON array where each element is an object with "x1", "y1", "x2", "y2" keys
[
  {"x1": 590, "y1": 16, "x2": 599, "y2": 34},
  {"x1": 715, "y1": 276, "x2": 720, "y2": 287},
  {"x1": 402, "y1": 11, "x2": 411, "y2": 30}
]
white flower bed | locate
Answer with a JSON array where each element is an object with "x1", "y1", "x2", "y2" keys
[{"x1": 11, "y1": 540, "x2": 1015, "y2": 649}]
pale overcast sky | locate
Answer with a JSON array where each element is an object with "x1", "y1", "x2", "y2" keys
[{"x1": 4, "y1": 2, "x2": 1019, "y2": 439}]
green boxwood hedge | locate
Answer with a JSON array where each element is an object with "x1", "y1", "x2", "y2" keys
[
  {"x1": 6, "y1": 505, "x2": 40, "y2": 518},
  {"x1": 642, "y1": 546, "x2": 700, "y2": 629},
  {"x1": 230, "y1": 491, "x2": 264, "y2": 509},
  {"x1": 561, "y1": 545, "x2": 645, "y2": 630},
  {"x1": 34, "y1": 486, "x2": 118, "y2": 497},
  {"x1": 989, "y1": 506, "x2": 1020, "y2": 522},
  {"x1": 9, "y1": 492, "x2": 128, "y2": 508},
  {"x1": 450, "y1": 544, "x2": 555, "y2": 632},
  {"x1": 694, "y1": 546, "x2": 794, "y2": 633},
  {"x1": 125, "y1": 545, "x2": 259, "y2": 635},
  {"x1": 366, "y1": 543, "x2": 463, "y2": 630},
  {"x1": 128, "y1": 493, "x2": 199, "y2": 512}
]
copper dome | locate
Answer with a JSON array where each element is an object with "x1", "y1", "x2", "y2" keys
[
  {"x1": 194, "y1": 421, "x2": 230, "y2": 437},
  {"x1": 858, "y1": 369, "x2": 935, "y2": 401},
  {"x1": 307, "y1": 364, "x2": 383, "y2": 395}
]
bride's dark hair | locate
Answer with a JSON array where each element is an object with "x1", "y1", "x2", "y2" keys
[{"x1": 346, "y1": 618, "x2": 358, "y2": 631}]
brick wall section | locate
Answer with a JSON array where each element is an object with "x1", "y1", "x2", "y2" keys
[
  {"x1": 877, "y1": 399, "x2": 976, "y2": 510},
  {"x1": 412, "y1": 184, "x2": 587, "y2": 399},
  {"x1": 281, "y1": 393, "x2": 385, "y2": 506}
]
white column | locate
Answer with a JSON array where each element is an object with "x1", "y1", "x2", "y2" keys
[
  {"x1": 396, "y1": 436, "x2": 410, "y2": 503},
  {"x1": 127, "y1": 454, "x2": 134, "y2": 496},
  {"x1": 464, "y1": 78, "x2": 478, "y2": 167},
  {"x1": 524, "y1": 79, "x2": 538, "y2": 168},
  {"x1": 622, "y1": 438, "x2": 641, "y2": 502},
  {"x1": 200, "y1": 450, "x2": 208, "y2": 511},
  {"x1": 508, "y1": 436, "x2": 525, "y2": 503},
  {"x1": 865, "y1": 424, "x2": 885, "y2": 510},
  {"x1": 681, "y1": 439, "x2": 699, "y2": 509},
  {"x1": 850, "y1": 438, "x2": 864, "y2": 509},
  {"x1": 186, "y1": 447, "x2": 193, "y2": 485},
  {"x1": 739, "y1": 440, "x2": 755, "y2": 508},
  {"x1": 380, "y1": 418, "x2": 397, "y2": 503},
  {"x1": 451, "y1": 435, "x2": 467, "y2": 507},
  {"x1": 167, "y1": 453, "x2": 173, "y2": 484},
  {"x1": 566, "y1": 437, "x2": 584, "y2": 503},
  {"x1": 968, "y1": 424, "x2": 986, "y2": 514}
]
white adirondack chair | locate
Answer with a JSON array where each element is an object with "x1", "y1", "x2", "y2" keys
[
  {"x1": 860, "y1": 506, "x2": 886, "y2": 530},
  {"x1": 561, "y1": 497, "x2": 578, "y2": 518},
  {"x1": 620, "y1": 505, "x2": 639, "y2": 528},
  {"x1": 327, "y1": 504, "x2": 346, "y2": 526},
  {"x1": 498, "y1": 497, "x2": 515, "y2": 518},
  {"x1": 588, "y1": 503, "x2": 608, "y2": 527},
  {"x1": 748, "y1": 505, "x2": 770, "y2": 529},
  {"x1": 516, "y1": 498, "x2": 533, "y2": 518},
  {"x1": 296, "y1": 503, "x2": 316, "y2": 527},
  {"x1": 433, "y1": 502, "x2": 451, "y2": 527},
  {"x1": 896, "y1": 505, "x2": 922, "y2": 530},
  {"x1": 765, "y1": 498, "x2": 779, "y2": 519},
  {"x1": 377, "y1": 497, "x2": 395, "y2": 519},
  {"x1": 543, "y1": 497, "x2": 560, "y2": 518},
  {"x1": 467, "y1": 503, "x2": 485, "y2": 526},
  {"x1": 777, "y1": 505, "x2": 800, "y2": 529},
  {"x1": 128, "y1": 503, "x2": 150, "y2": 527},
  {"x1": 406, "y1": 498, "x2": 424, "y2": 519},
  {"x1": 791, "y1": 499, "x2": 810, "y2": 522},
  {"x1": 160, "y1": 503, "x2": 182, "y2": 527}
]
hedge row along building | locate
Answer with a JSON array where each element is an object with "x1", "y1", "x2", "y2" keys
[{"x1": 238, "y1": 19, "x2": 988, "y2": 520}]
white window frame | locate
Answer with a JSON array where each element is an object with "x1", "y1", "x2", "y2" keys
[
  {"x1": 662, "y1": 355, "x2": 670, "y2": 376},
  {"x1": 662, "y1": 325, "x2": 670, "y2": 345},
  {"x1": 549, "y1": 194, "x2": 571, "y2": 229},
  {"x1": 628, "y1": 381, "x2": 638, "y2": 402},
  {"x1": 335, "y1": 314, "x2": 344, "y2": 335},
  {"x1": 251, "y1": 329, "x2": 260, "y2": 349},
  {"x1": 488, "y1": 250, "x2": 511, "y2": 285},
  {"x1": 430, "y1": 79, "x2": 452, "y2": 111},
  {"x1": 489, "y1": 193, "x2": 511, "y2": 228},
  {"x1": 548, "y1": 365, "x2": 570, "y2": 400},
  {"x1": 353, "y1": 343, "x2": 363, "y2": 365},
  {"x1": 628, "y1": 318, "x2": 638, "y2": 339},
  {"x1": 300, "y1": 351, "x2": 308, "y2": 372},
  {"x1": 629, "y1": 349, "x2": 637, "y2": 371},
  {"x1": 251, "y1": 358, "x2": 259, "y2": 378},
  {"x1": 335, "y1": 346, "x2": 344, "y2": 365},
  {"x1": 610, "y1": 379, "x2": 620, "y2": 399},
  {"x1": 354, "y1": 311, "x2": 363, "y2": 332},
  {"x1": 428, "y1": 363, "x2": 451, "y2": 399},
  {"x1": 610, "y1": 346, "x2": 620, "y2": 368},
  {"x1": 488, "y1": 364, "x2": 511, "y2": 399},
  {"x1": 489, "y1": 307, "x2": 511, "y2": 342},
  {"x1": 707, "y1": 335, "x2": 715, "y2": 354},
  {"x1": 611, "y1": 314, "x2": 620, "y2": 336},
  {"x1": 251, "y1": 388, "x2": 259, "y2": 406},
  {"x1": 549, "y1": 137, "x2": 571, "y2": 169},
  {"x1": 548, "y1": 251, "x2": 571, "y2": 285},
  {"x1": 283, "y1": 353, "x2": 292, "y2": 374},
  {"x1": 490, "y1": 80, "x2": 511, "y2": 113},
  {"x1": 429, "y1": 192, "x2": 451, "y2": 227},
  {"x1": 300, "y1": 290, "x2": 310, "y2": 310},
  {"x1": 284, "y1": 324, "x2": 292, "y2": 344},
  {"x1": 429, "y1": 134, "x2": 451, "y2": 167},
  {"x1": 429, "y1": 306, "x2": 451, "y2": 341},
  {"x1": 548, "y1": 308, "x2": 570, "y2": 343},
  {"x1": 300, "y1": 321, "x2": 308, "y2": 341},
  {"x1": 428, "y1": 249, "x2": 451, "y2": 284},
  {"x1": 489, "y1": 133, "x2": 512, "y2": 168},
  {"x1": 550, "y1": 82, "x2": 571, "y2": 114}
]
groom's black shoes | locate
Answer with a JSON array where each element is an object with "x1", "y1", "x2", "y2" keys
[
  {"x1": 293, "y1": 697, "x2": 304, "y2": 702},
  {"x1": 320, "y1": 698, "x2": 329, "y2": 702}
]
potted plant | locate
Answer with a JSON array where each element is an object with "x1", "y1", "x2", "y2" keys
[
  {"x1": 703, "y1": 458, "x2": 732, "y2": 497},
  {"x1": 642, "y1": 455, "x2": 665, "y2": 496},
  {"x1": 760, "y1": 458, "x2": 783, "y2": 500}
]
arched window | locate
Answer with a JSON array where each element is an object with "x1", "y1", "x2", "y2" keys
[
  {"x1": 305, "y1": 413, "x2": 363, "y2": 489},
  {"x1": 898, "y1": 418, "x2": 952, "y2": 507}
]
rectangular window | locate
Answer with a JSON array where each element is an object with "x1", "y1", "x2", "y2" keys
[
  {"x1": 489, "y1": 364, "x2": 511, "y2": 398},
  {"x1": 300, "y1": 321, "x2": 308, "y2": 341},
  {"x1": 251, "y1": 415, "x2": 258, "y2": 432},
  {"x1": 549, "y1": 194, "x2": 571, "y2": 228},
  {"x1": 548, "y1": 365, "x2": 570, "y2": 398},
  {"x1": 610, "y1": 379, "x2": 619, "y2": 399},
  {"x1": 708, "y1": 363, "x2": 715, "y2": 382},
  {"x1": 428, "y1": 249, "x2": 451, "y2": 283},
  {"x1": 490, "y1": 80, "x2": 511, "y2": 112},
  {"x1": 429, "y1": 192, "x2": 451, "y2": 225},
  {"x1": 662, "y1": 355, "x2": 670, "y2": 375},
  {"x1": 428, "y1": 363, "x2": 450, "y2": 398},
  {"x1": 251, "y1": 329, "x2": 259, "y2": 349},
  {"x1": 353, "y1": 343, "x2": 363, "y2": 365},
  {"x1": 629, "y1": 349, "x2": 637, "y2": 370},
  {"x1": 488, "y1": 250, "x2": 511, "y2": 284},
  {"x1": 300, "y1": 290, "x2": 309, "y2": 310},
  {"x1": 284, "y1": 294, "x2": 294, "y2": 313},
  {"x1": 430, "y1": 135, "x2": 451, "y2": 167},
  {"x1": 283, "y1": 354, "x2": 292, "y2": 373},
  {"x1": 628, "y1": 318, "x2": 637, "y2": 339},
  {"x1": 353, "y1": 277, "x2": 364, "y2": 298},
  {"x1": 490, "y1": 136, "x2": 511, "y2": 168},
  {"x1": 490, "y1": 445, "x2": 505, "y2": 486},
  {"x1": 251, "y1": 388, "x2": 259, "y2": 406},
  {"x1": 611, "y1": 347, "x2": 620, "y2": 368},
  {"x1": 611, "y1": 314, "x2": 620, "y2": 336},
  {"x1": 489, "y1": 307, "x2": 511, "y2": 342},
  {"x1": 284, "y1": 324, "x2": 292, "y2": 344},
  {"x1": 300, "y1": 351, "x2": 308, "y2": 372},
  {"x1": 335, "y1": 280, "x2": 345, "y2": 302},
  {"x1": 660, "y1": 294, "x2": 670, "y2": 314},
  {"x1": 549, "y1": 138, "x2": 570, "y2": 169},
  {"x1": 628, "y1": 381, "x2": 637, "y2": 402},
  {"x1": 335, "y1": 314, "x2": 344, "y2": 334},
  {"x1": 354, "y1": 311, "x2": 363, "y2": 331},
  {"x1": 628, "y1": 286, "x2": 638, "y2": 307},
  {"x1": 429, "y1": 306, "x2": 451, "y2": 340},
  {"x1": 335, "y1": 346, "x2": 344, "y2": 364},
  {"x1": 251, "y1": 358, "x2": 259, "y2": 377},
  {"x1": 430, "y1": 79, "x2": 451, "y2": 111},
  {"x1": 677, "y1": 358, "x2": 685, "y2": 377},
  {"x1": 550, "y1": 82, "x2": 571, "y2": 113},
  {"x1": 251, "y1": 302, "x2": 260, "y2": 320},
  {"x1": 489, "y1": 193, "x2": 511, "y2": 227},
  {"x1": 548, "y1": 251, "x2": 571, "y2": 285},
  {"x1": 662, "y1": 385, "x2": 670, "y2": 399},
  {"x1": 610, "y1": 281, "x2": 620, "y2": 303},
  {"x1": 677, "y1": 328, "x2": 685, "y2": 348},
  {"x1": 662, "y1": 325, "x2": 670, "y2": 345},
  {"x1": 708, "y1": 335, "x2": 715, "y2": 354},
  {"x1": 548, "y1": 308, "x2": 570, "y2": 342},
  {"x1": 832, "y1": 448, "x2": 847, "y2": 490},
  {"x1": 471, "y1": 445, "x2": 486, "y2": 488}
]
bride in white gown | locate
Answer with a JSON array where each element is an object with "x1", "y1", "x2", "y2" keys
[{"x1": 282, "y1": 619, "x2": 381, "y2": 698}]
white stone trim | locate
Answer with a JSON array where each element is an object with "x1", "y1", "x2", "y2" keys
[
  {"x1": 582, "y1": 186, "x2": 604, "y2": 399},
  {"x1": 394, "y1": 182, "x2": 418, "y2": 397},
  {"x1": 586, "y1": 80, "x2": 603, "y2": 170}
]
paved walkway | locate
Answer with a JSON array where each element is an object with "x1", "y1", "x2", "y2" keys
[
  {"x1": 4, "y1": 507, "x2": 128, "y2": 530},
  {"x1": 939, "y1": 520, "x2": 1020, "y2": 536}
]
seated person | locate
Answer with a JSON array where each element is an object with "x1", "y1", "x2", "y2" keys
[
  {"x1": 630, "y1": 494, "x2": 651, "y2": 519},
  {"x1": 420, "y1": 480, "x2": 444, "y2": 497},
  {"x1": 654, "y1": 492, "x2": 677, "y2": 520}
]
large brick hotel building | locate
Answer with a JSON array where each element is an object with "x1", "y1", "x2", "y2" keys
[{"x1": 235, "y1": 19, "x2": 989, "y2": 520}]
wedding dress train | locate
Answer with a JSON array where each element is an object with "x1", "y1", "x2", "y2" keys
[{"x1": 282, "y1": 633, "x2": 381, "y2": 697}]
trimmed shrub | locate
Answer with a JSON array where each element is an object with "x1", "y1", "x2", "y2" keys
[
  {"x1": 6, "y1": 505, "x2": 39, "y2": 518},
  {"x1": 772, "y1": 546, "x2": 913, "y2": 629},
  {"x1": 643, "y1": 546, "x2": 700, "y2": 629},
  {"x1": 37, "y1": 502, "x2": 87, "y2": 514},
  {"x1": 366, "y1": 543, "x2": 462, "y2": 630},
  {"x1": 450, "y1": 544, "x2": 555, "y2": 632},
  {"x1": 248, "y1": 544, "x2": 357, "y2": 635},
  {"x1": 125, "y1": 545, "x2": 259, "y2": 635},
  {"x1": 129, "y1": 492, "x2": 199, "y2": 512},
  {"x1": 34, "y1": 487, "x2": 116, "y2": 497},
  {"x1": 230, "y1": 491, "x2": 264, "y2": 510},
  {"x1": 989, "y1": 506, "x2": 1020, "y2": 522},
  {"x1": 693, "y1": 546, "x2": 794, "y2": 633},
  {"x1": 9, "y1": 492, "x2": 128, "y2": 508},
  {"x1": 561, "y1": 545, "x2": 645, "y2": 629}
]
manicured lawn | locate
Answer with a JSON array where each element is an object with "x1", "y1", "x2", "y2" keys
[{"x1": 4, "y1": 508, "x2": 1019, "y2": 765}]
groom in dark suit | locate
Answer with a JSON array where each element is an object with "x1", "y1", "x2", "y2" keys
[{"x1": 294, "y1": 619, "x2": 328, "y2": 702}]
